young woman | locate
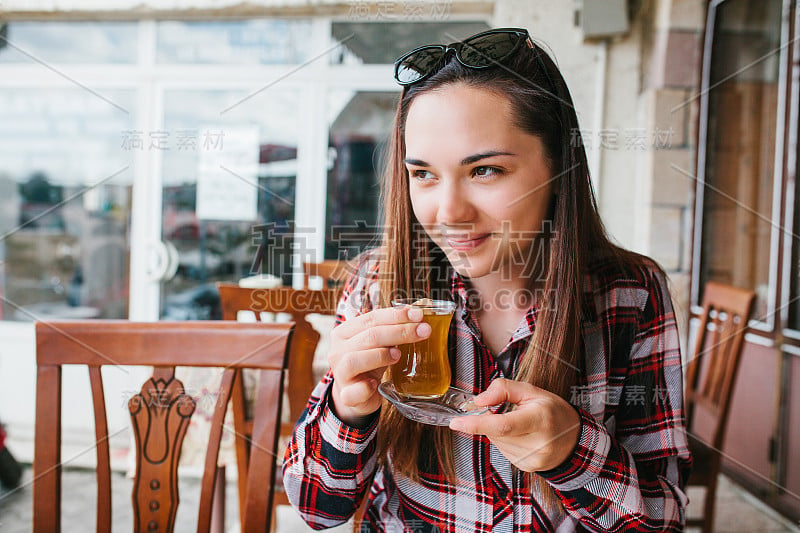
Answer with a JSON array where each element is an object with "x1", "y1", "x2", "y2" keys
[{"x1": 283, "y1": 28, "x2": 691, "y2": 532}]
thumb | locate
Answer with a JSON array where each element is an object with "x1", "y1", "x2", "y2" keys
[{"x1": 474, "y1": 378, "x2": 547, "y2": 407}]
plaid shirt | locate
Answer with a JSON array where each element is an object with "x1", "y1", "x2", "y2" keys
[{"x1": 283, "y1": 253, "x2": 692, "y2": 532}]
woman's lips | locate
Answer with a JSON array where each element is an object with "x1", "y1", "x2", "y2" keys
[{"x1": 444, "y1": 233, "x2": 491, "y2": 251}]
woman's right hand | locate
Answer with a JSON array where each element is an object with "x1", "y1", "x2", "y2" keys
[{"x1": 328, "y1": 305, "x2": 431, "y2": 427}]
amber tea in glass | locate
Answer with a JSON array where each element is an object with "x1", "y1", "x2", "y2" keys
[{"x1": 390, "y1": 299, "x2": 456, "y2": 399}]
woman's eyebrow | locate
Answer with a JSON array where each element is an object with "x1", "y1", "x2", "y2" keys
[
  {"x1": 460, "y1": 151, "x2": 515, "y2": 165},
  {"x1": 404, "y1": 151, "x2": 516, "y2": 167}
]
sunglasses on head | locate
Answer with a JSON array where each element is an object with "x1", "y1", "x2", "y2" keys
[{"x1": 394, "y1": 28, "x2": 531, "y2": 86}]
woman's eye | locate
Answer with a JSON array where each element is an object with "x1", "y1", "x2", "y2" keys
[
  {"x1": 410, "y1": 169, "x2": 435, "y2": 181},
  {"x1": 473, "y1": 166, "x2": 501, "y2": 179}
]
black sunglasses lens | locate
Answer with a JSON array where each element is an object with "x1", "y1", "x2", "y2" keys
[
  {"x1": 459, "y1": 31, "x2": 522, "y2": 67},
  {"x1": 396, "y1": 47, "x2": 445, "y2": 85}
]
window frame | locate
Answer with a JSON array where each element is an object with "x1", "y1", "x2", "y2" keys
[{"x1": 691, "y1": 0, "x2": 792, "y2": 334}]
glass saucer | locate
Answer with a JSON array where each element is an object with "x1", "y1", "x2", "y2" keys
[{"x1": 378, "y1": 381, "x2": 489, "y2": 426}]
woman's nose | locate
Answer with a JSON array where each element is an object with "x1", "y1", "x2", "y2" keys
[{"x1": 436, "y1": 180, "x2": 474, "y2": 225}]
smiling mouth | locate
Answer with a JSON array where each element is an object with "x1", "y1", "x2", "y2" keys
[{"x1": 444, "y1": 234, "x2": 491, "y2": 251}]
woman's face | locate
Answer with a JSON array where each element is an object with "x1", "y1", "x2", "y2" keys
[{"x1": 404, "y1": 83, "x2": 555, "y2": 285}]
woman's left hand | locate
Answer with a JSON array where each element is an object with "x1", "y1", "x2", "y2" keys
[{"x1": 449, "y1": 378, "x2": 581, "y2": 472}]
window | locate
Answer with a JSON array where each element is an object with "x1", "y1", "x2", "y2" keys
[
  {"x1": 156, "y1": 20, "x2": 314, "y2": 64},
  {"x1": 696, "y1": 0, "x2": 782, "y2": 321},
  {"x1": 0, "y1": 22, "x2": 137, "y2": 63},
  {"x1": 0, "y1": 88, "x2": 134, "y2": 320}
]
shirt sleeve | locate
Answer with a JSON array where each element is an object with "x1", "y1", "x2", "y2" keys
[
  {"x1": 539, "y1": 266, "x2": 692, "y2": 532},
  {"x1": 282, "y1": 253, "x2": 381, "y2": 530}
]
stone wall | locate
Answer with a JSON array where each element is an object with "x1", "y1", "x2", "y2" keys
[{"x1": 639, "y1": 0, "x2": 705, "y2": 336}]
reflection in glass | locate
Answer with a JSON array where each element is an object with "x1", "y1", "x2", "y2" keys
[
  {"x1": 0, "y1": 22, "x2": 137, "y2": 63},
  {"x1": 156, "y1": 20, "x2": 314, "y2": 64},
  {"x1": 330, "y1": 21, "x2": 490, "y2": 65},
  {"x1": 325, "y1": 91, "x2": 398, "y2": 260},
  {"x1": 699, "y1": 0, "x2": 781, "y2": 319},
  {"x1": 0, "y1": 89, "x2": 134, "y2": 320},
  {"x1": 160, "y1": 90, "x2": 299, "y2": 320}
]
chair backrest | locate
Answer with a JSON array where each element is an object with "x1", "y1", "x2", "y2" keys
[
  {"x1": 32, "y1": 320, "x2": 293, "y2": 533},
  {"x1": 302, "y1": 260, "x2": 352, "y2": 289},
  {"x1": 685, "y1": 281, "x2": 756, "y2": 449},
  {"x1": 217, "y1": 283, "x2": 341, "y2": 431}
]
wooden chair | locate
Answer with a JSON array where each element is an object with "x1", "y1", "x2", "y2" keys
[
  {"x1": 217, "y1": 283, "x2": 342, "y2": 522},
  {"x1": 302, "y1": 260, "x2": 352, "y2": 289},
  {"x1": 32, "y1": 320, "x2": 293, "y2": 533},
  {"x1": 684, "y1": 282, "x2": 756, "y2": 533}
]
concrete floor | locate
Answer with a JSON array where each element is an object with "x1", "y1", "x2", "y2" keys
[
  {"x1": 0, "y1": 465, "x2": 353, "y2": 533},
  {"x1": 0, "y1": 466, "x2": 797, "y2": 532}
]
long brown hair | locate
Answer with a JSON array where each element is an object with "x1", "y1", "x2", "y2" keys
[{"x1": 374, "y1": 38, "x2": 642, "y2": 506}]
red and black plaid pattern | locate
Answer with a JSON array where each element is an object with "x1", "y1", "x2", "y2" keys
[{"x1": 283, "y1": 252, "x2": 692, "y2": 532}]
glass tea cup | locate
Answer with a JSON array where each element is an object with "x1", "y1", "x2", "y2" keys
[{"x1": 390, "y1": 298, "x2": 457, "y2": 399}]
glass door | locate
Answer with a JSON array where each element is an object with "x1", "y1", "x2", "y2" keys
[{"x1": 158, "y1": 88, "x2": 301, "y2": 319}]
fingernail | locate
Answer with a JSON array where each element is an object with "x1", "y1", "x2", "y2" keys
[
  {"x1": 390, "y1": 347, "x2": 401, "y2": 361},
  {"x1": 416, "y1": 322, "x2": 431, "y2": 337},
  {"x1": 408, "y1": 307, "x2": 423, "y2": 321}
]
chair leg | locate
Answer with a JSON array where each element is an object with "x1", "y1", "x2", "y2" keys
[
  {"x1": 702, "y1": 475, "x2": 719, "y2": 533},
  {"x1": 230, "y1": 370, "x2": 251, "y2": 525},
  {"x1": 211, "y1": 465, "x2": 226, "y2": 533}
]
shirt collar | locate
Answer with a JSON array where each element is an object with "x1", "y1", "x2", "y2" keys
[{"x1": 449, "y1": 270, "x2": 538, "y2": 342}]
